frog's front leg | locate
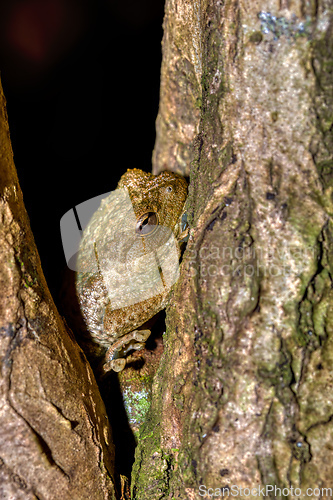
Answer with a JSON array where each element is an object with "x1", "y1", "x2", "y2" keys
[
  {"x1": 178, "y1": 211, "x2": 189, "y2": 243},
  {"x1": 100, "y1": 329, "x2": 151, "y2": 374}
]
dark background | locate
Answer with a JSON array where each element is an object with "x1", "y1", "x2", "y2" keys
[{"x1": 0, "y1": 0, "x2": 165, "y2": 301}]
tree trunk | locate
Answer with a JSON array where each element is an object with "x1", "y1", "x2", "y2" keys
[
  {"x1": 132, "y1": 0, "x2": 333, "y2": 498},
  {"x1": 0, "y1": 82, "x2": 117, "y2": 499}
]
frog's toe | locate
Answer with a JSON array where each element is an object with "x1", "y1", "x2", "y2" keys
[
  {"x1": 130, "y1": 341, "x2": 145, "y2": 352},
  {"x1": 97, "y1": 356, "x2": 126, "y2": 376},
  {"x1": 133, "y1": 329, "x2": 151, "y2": 343},
  {"x1": 109, "y1": 358, "x2": 126, "y2": 372}
]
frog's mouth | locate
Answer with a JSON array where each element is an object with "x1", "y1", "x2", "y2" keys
[{"x1": 135, "y1": 211, "x2": 159, "y2": 236}]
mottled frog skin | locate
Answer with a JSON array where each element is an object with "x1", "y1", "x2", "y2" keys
[{"x1": 75, "y1": 169, "x2": 188, "y2": 373}]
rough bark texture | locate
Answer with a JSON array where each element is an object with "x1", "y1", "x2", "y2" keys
[
  {"x1": 0, "y1": 81, "x2": 117, "y2": 499},
  {"x1": 134, "y1": 0, "x2": 333, "y2": 498}
]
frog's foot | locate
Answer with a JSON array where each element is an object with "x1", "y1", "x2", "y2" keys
[{"x1": 100, "y1": 329, "x2": 151, "y2": 374}]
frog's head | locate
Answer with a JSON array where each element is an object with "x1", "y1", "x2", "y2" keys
[{"x1": 117, "y1": 169, "x2": 188, "y2": 239}]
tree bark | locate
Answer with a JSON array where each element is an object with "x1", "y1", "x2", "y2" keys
[
  {"x1": 133, "y1": 0, "x2": 333, "y2": 498},
  {"x1": 0, "y1": 82, "x2": 117, "y2": 499}
]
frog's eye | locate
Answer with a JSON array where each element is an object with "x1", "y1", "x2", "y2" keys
[
  {"x1": 136, "y1": 212, "x2": 159, "y2": 236},
  {"x1": 165, "y1": 185, "x2": 173, "y2": 193}
]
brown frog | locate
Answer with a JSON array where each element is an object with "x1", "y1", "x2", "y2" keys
[{"x1": 75, "y1": 169, "x2": 188, "y2": 374}]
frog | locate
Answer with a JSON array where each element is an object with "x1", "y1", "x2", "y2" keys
[{"x1": 75, "y1": 168, "x2": 188, "y2": 374}]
